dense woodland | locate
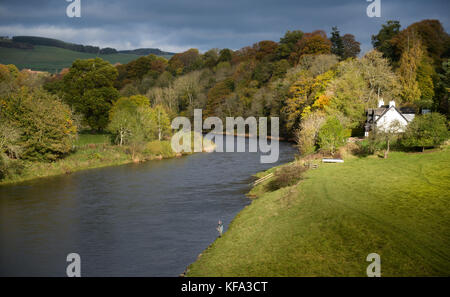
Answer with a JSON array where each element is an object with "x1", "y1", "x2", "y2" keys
[{"x1": 1, "y1": 19, "x2": 449, "y2": 180}]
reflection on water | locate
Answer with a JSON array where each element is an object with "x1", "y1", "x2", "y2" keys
[{"x1": 0, "y1": 136, "x2": 296, "y2": 276}]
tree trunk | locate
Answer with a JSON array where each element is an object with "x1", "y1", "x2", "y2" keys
[
  {"x1": 384, "y1": 139, "x2": 390, "y2": 159},
  {"x1": 422, "y1": 146, "x2": 425, "y2": 152}
]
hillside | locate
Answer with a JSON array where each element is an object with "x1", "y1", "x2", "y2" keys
[
  {"x1": 118, "y1": 48, "x2": 175, "y2": 57},
  {"x1": 0, "y1": 45, "x2": 141, "y2": 73}
]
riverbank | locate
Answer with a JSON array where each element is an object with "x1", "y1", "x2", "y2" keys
[
  {"x1": 0, "y1": 133, "x2": 216, "y2": 186},
  {"x1": 186, "y1": 146, "x2": 450, "y2": 276},
  {"x1": 0, "y1": 142, "x2": 170, "y2": 186}
]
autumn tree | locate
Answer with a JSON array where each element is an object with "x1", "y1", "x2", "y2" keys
[
  {"x1": 361, "y1": 50, "x2": 399, "y2": 107},
  {"x1": 205, "y1": 78, "x2": 234, "y2": 117},
  {"x1": 295, "y1": 111, "x2": 326, "y2": 155},
  {"x1": 168, "y1": 49, "x2": 203, "y2": 75},
  {"x1": 295, "y1": 31, "x2": 331, "y2": 60},
  {"x1": 390, "y1": 19, "x2": 450, "y2": 67},
  {"x1": 397, "y1": 39, "x2": 423, "y2": 104},
  {"x1": 342, "y1": 34, "x2": 361, "y2": 59}
]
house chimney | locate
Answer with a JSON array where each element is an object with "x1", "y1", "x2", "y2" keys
[
  {"x1": 378, "y1": 99, "x2": 384, "y2": 108},
  {"x1": 389, "y1": 100, "x2": 396, "y2": 108}
]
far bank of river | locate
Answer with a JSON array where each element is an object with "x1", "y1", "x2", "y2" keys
[{"x1": 0, "y1": 136, "x2": 217, "y2": 186}]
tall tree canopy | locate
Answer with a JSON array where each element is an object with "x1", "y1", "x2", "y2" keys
[{"x1": 62, "y1": 58, "x2": 119, "y2": 130}]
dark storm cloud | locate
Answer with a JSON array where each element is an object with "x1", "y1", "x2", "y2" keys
[{"x1": 0, "y1": 0, "x2": 448, "y2": 53}]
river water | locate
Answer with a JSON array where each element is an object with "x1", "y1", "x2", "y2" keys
[{"x1": 0, "y1": 136, "x2": 296, "y2": 276}]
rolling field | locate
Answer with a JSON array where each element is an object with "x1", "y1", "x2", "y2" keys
[{"x1": 0, "y1": 45, "x2": 140, "y2": 72}]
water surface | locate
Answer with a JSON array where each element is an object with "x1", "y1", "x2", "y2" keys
[{"x1": 0, "y1": 136, "x2": 296, "y2": 276}]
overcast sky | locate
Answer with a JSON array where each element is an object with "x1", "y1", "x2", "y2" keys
[{"x1": 0, "y1": 0, "x2": 448, "y2": 54}]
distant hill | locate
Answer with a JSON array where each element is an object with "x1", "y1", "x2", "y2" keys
[
  {"x1": 11, "y1": 36, "x2": 111, "y2": 54},
  {"x1": 0, "y1": 45, "x2": 140, "y2": 73},
  {"x1": 119, "y1": 48, "x2": 175, "y2": 56},
  {"x1": 0, "y1": 36, "x2": 176, "y2": 73}
]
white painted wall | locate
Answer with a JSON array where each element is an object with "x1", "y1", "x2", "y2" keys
[{"x1": 376, "y1": 107, "x2": 408, "y2": 132}]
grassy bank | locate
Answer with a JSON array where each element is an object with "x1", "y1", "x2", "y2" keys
[
  {"x1": 187, "y1": 147, "x2": 450, "y2": 276},
  {"x1": 1, "y1": 132, "x2": 216, "y2": 186}
]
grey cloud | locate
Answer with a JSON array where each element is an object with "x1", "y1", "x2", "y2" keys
[{"x1": 0, "y1": 0, "x2": 448, "y2": 53}]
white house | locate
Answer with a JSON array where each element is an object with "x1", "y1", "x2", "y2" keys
[{"x1": 364, "y1": 99, "x2": 415, "y2": 137}]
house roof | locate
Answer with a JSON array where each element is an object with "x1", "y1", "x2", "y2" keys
[
  {"x1": 373, "y1": 106, "x2": 410, "y2": 123},
  {"x1": 403, "y1": 114, "x2": 415, "y2": 122}
]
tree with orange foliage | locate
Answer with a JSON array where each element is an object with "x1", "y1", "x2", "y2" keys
[{"x1": 290, "y1": 30, "x2": 332, "y2": 64}]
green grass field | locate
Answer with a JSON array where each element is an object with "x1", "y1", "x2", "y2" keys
[
  {"x1": 0, "y1": 45, "x2": 141, "y2": 72},
  {"x1": 75, "y1": 133, "x2": 112, "y2": 146},
  {"x1": 187, "y1": 148, "x2": 450, "y2": 276}
]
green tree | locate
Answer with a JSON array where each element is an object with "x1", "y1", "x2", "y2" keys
[
  {"x1": 278, "y1": 30, "x2": 304, "y2": 60},
  {"x1": 108, "y1": 95, "x2": 151, "y2": 146},
  {"x1": 218, "y1": 49, "x2": 233, "y2": 63},
  {"x1": 317, "y1": 116, "x2": 348, "y2": 154},
  {"x1": 108, "y1": 101, "x2": 159, "y2": 159},
  {"x1": 153, "y1": 104, "x2": 171, "y2": 141},
  {"x1": 402, "y1": 113, "x2": 448, "y2": 151},
  {"x1": 377, "y1": 120, "x2": 403, "y2": 158},
  {"x1": 371, "y1": 20, "x2": 401, "y2": 62},
  {"x1": 62, "y1": 58, "x2": 119, "y2": 130},
  {"x1": 330, "y1": 26, "x2": 344, "y2": 59},
  {"x1": 82, "y1": 87, "x2": 120, "y2": 130},
  {"x1": 435, "y1": 59, "x2": 450, "y2": 114},
  {"x1": 416, "y1": 57, "x2": 436, "y2": 109}
]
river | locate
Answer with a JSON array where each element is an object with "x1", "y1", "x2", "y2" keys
[{"x1": 0, "y1": 136, "x2": 296, "y2": 276}]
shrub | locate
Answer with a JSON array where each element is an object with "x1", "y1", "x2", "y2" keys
[
  {"x1": 2, "y1": 88, "x2": 77, "y2": 161},
  {"x1": 402, "y1": 113, "x2": 448, "y2": 151},
  {"x1": 295, "y1": 111, "x2": 326, "y2": 155},
  {"x1": 317, "y1": 116, "x2": 348, "y2": 154},
  {"x1": 268, "y1": 163, "x2": 307, "y2": 191},
  {"x1": 0, "y1": 154, "x2": 24, "y2": 181},
  {"x1": 144, "y1": 140, "x2": 175, "y2": 158}
]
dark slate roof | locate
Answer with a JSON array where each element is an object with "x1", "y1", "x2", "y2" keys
[{"x1": 400, "y1": 107, "x2": 416, "y2": 114}]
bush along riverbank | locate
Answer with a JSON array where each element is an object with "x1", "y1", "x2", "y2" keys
[
  {"x1": 0, "y1": 132, "x2": 216, "y2": 186},
  {"x1": 185, "y1": 144, "x2": 450, "y2": 276}
]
